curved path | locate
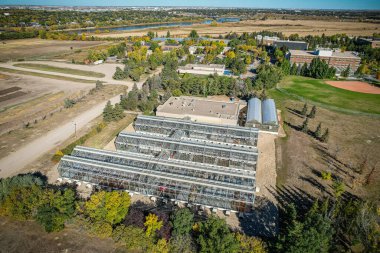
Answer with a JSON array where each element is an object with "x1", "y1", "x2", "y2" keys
[
  {"x1": 0, "y1": 94, "x2": 121, "y2": 178},
  {"x1": 0, "y1": 61, "x2": 163, "y2": 88}
]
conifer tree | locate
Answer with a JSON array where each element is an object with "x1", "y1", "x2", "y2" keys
[
  {"x1": 308, "y1": 105, "x2": 317, "y2": 118},
  {"x1": 315, "y1": 123, "x2": 322, "y2": 138},
  {"x1": 103, "y1": 101, "x2": 113, "y2": 122},
  {"x1": 301, "y1": 103, "x2": 308, "y2": 116},
  {"x1": 301, "y1": 118, "x2": 309, "y2": 133},
  {"x1": 321, "y1": 128, "x2": 329, "y2": 143}
]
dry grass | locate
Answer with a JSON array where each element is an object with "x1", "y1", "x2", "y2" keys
[
  {"x1": 94, "y1": 18, "x2": 380, "y2": 38},
  {"x1": 0, "y1": 217, "x2": 117, "y2": 253},
  {"x1": 0, "y1": 85, "x2": 125, "y2": 160},
  {"x1": 0, "y1": 39, "x2": 108, "y2": 62},
  {"x1": 274, "y1": 98, "x2": 380, "y2": 203}
]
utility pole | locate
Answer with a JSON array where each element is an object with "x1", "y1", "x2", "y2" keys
[{"x1": 74, "y1": 122, "x2": 77, "y2": 137}]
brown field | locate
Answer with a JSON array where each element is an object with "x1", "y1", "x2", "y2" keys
[
  {"x1": 95, "y1": 19, "x2": 380, "y2": 38},
  {"x1": 326, "y1": 80, "x2": 380, "y2": 94},
  {"x1": 0, "y1": 39, "x2": 108, "y2": 62},
  {"x1": 0, "y1": 217, "x2": 118, "y2": 253},
  {"x1": 274, "y1": 98, "x2": 380, "y2": 205}
]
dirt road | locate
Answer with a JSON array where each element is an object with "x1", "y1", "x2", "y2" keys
[{"x1": 0, "y1": 94, "x2": 121, "y2": 178}]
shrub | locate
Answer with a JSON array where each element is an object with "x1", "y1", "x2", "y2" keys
[{"x1": 321, "y1": 171, "x2": 332, "y2": 181}]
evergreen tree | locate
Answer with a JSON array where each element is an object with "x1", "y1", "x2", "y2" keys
[
  {"x1": 113, "y1": 103, "x2": 124, "y2": 120},
  {"x1": 315, "y1": 123, "x2": 322, "y2": 138},
  {"x1": 171, "y1": 208, "x2": 194, "y2": 236},
  {"x1": 308, "y1": 105, "x2": 316, "y2": 118},
  {"x1": 301, "y1": 103, "x2": 308, "y2": 116},
  {"x1": 341, "y1": 64, "x2": 351, "y2": 77},
  {"x1": 103, "y1": 101, "x2": 113, "y2": 122},
  {"x1": 280, "y1": 59, "x2": 291, "y2": 75},
  {"x1": 95, "y1": 80, "x2": 104, "y2": 90},
  {"x1": 321, "y1": 128, "x2": 329, "y2": 143},
  {"x1": 300, "y1": 63, "x2": 308, "y2": 76},
  {"x1": 166, "y1": 31, "x2": 171, "y2": 38},
  {"x1": 301, "y1": 118, "x2": 309, "y2": 133},
  {"x1": 290, "y1": 63, "x2": 298, "y2": 75}
]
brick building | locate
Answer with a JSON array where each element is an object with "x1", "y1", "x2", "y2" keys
[{"x1": 289, "y1": 49, "x2": 361, "y2": 73}]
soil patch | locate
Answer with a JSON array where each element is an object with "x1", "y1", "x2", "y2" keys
[{"x1": 326, "y1": 80, "x2": 380, "y2": 95}]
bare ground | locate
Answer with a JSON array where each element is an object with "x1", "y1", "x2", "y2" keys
[
  {"x1": 0, "y1": 217, "x2": 119, "y2": 253},
  {"x1": 0, "y1": 39, "x2": 108, "y2": 62},
  {"x1": 275, "y1": 99, "x2": 380, "y2": 210},
  {"x1": 95, "y1": 19, "x2": 380, "y2": 38}
]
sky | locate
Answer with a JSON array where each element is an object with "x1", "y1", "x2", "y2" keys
[{"x1": 1, "y1": 0, "x2": 380, "y2": 10}]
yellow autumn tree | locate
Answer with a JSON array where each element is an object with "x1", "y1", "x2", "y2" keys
[
  {"x1": 83, "y1": 191, "x2": 131, "y2": 226},
  {"x1": 144, "y1": 213, "x2": 163, "y2": 237}
]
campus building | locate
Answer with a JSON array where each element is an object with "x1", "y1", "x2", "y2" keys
[
  {"x1": 289, "y1": 48, "x2": 361, "y2": 73},
  {"x1": 274, "y1": 40, "x2": 309, "y2": 50},
  {"x1": 357, "y1": 38, "x2": 380, "y2": 49},
  {"x1": 57, "y1": 115, "x2": 260, "y2": 212},
  {"x1": 156, "y1": 96, "x2": 245, "y2": 126},
  {"x1": 177, "y1": 64, "x2": 226, "y2": 75}
]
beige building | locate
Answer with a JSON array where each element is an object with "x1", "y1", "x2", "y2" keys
[
  {"x1": 178, "y1": 64, "x2": 225, "y2": 75},
  {"x1": 156, "y1": 96, "x2": 246, "y2": 126}
]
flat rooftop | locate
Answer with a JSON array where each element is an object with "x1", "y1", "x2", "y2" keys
[
  {"x1": 178, "y1": 64, "x2": 225, "y2": 70},
  {"x1": 156, "y1": 96, "x2": 244, "y2": 120},
  {"x1": 289, "y1": 50, "x2": 360, "y2": 59}
]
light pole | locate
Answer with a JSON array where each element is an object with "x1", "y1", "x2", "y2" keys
[{"x1": 74, "y1": 122, "x2": 77, "y2": 137}]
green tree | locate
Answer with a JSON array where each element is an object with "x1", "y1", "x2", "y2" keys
[
  {"x1": 172, "y1": 89, "x2": 182, "y2": 97},
  {"x1": 290, "y1": 63, "x2": 298, "y2": 75},
  {"x1": 341, "y1": 65, "x2": 350, "y2": 77},
  {"x1": 113, "y1": 224, "x2": 152, "y2": 250},
  {"x1": 166, "y1": 31, "x2": 171, "y2": 38},
  {"x1": 276, "y1": 202, "x2": 333, "y2": 253},
  {"x1": 103, "y1": 101, "x2": 114, "y2": 122},
  {"x1": 189, "y1": 30, "x2": 199, "y2": 39},
  {"x1": 113, "y1": 66, "x2": 127, "y2": 80},
  {"x1": 332, "y1": 180, "x2": 345, "y2": 198},
  {"x1": 147, "y1": 31, "x2": 155, "y2": 39},
  {"x1": 35, "y1": 189, "x2": 76, "y2": 232},
  {"x1": 301, "y1": 103, "x2": 308, "y2": 116},
  {"x1": 301, "y1": 118, "x2": 309, "y2": 133},
  {"x1": 321, "y1": 128, "x2": 329, "y2": 143},
  {"x1": 300, "y1": 63, "x2": 308, "y2": 76},
  {"x1": 280, "y1": 59, "x2": 291, "y2": 75},
  {"x1": 308, "y1": 105, "x2": 316, "y2": 118},
  {"x1": 169, "y1": 235, "x2": 196, "y2": 253},
  {"x1": 235, "y1": 233, "x2": 267, "y2": 253},
  {"x1": 171, "y1": 208, "x2": 194, "y2": 236},
  {"x1": 315, "y1": 123, "x2": 322, "y2": 138},
  {"x1": 82, "y1": 191, "x2": 131, "y2": 226},
  {"x1": 197, "y1": 216, "x2": 240, "y2": 253},
  {"x1": 145, "y1": 213, "x2": 163, "y2": 237},
  {"x1": 95, "y1": 80, "x2": 104, "y2": 90}
]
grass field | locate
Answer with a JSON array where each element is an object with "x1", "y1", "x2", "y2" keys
[
  {"x1": 14, "y1": 63, "x2": 105, "y2": 78},
  {"x1": 0, "y1": 67, "x2": 96, "y2": 83},
  {"x1": 275, "y1": 76, "x2": 380, "y2": 115}
]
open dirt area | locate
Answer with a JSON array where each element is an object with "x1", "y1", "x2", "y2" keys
[
  {"x1": 0, "y1": 39, "x2": 108, "y2": 62},
  {"x1": 95, "y1": 19, "x2": 380, "y2": 38},
  {"x1": 0, "y1": 74, "x2": 92, "y2": 135},
  {"x1": 326, "y1": 80, "x2": 380, "y2": 95}
]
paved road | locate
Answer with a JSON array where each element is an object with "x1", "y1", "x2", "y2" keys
[{"x1": 0, "y1": 94, "x2": 121, "y2": 178}]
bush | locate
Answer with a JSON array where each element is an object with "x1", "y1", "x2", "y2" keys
[{"x1": 321, "y1": 171, "x2": 332, "y2": 181}]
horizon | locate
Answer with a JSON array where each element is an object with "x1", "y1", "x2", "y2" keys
[{"x1": 1, "y1": 0, "x2": 380, "y2": 11}]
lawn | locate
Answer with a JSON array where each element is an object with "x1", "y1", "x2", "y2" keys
[
  {"x1": 14, "y1": 63, "x2": 105, "y2": 78},
  {"x1": 0, "y1": 67, "x2": 96, "y2": 83},
  {"x1": 275, "y1": 76, "x2": 380, "y2": 115}
]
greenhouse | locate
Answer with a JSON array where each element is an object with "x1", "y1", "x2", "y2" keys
[
  {"x1": 58, "y1": 146, "x2": 256, "y2": 212},
  {"x1": 115, "y1": 132, "x2": 258, "y2": 171},
  {"x1": 134, "y1": 115, "x2": 259, "y2": 146}
]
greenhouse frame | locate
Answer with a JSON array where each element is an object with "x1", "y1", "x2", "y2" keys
[
  {"x1": 134, "y1": 115, "x2": 259, "y2": 146},
  {"x1": 57, "y1": 116, "x2": 260, "y2": 212},
  {"x1": 58, "y1": 146, "x2": 256, "y2": 212},
  {"x1": 115, "y1": 131, "x2": 258, "y2": 171}
]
